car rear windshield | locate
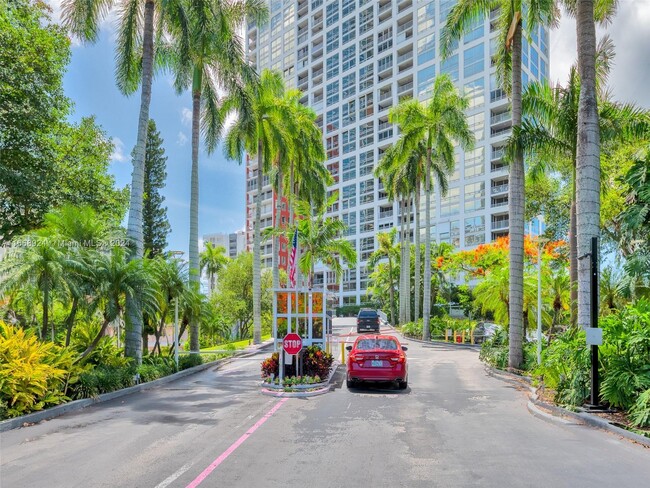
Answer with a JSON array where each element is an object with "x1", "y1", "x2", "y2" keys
[
  {"x1": 355, "y1": 339, "x2": 398, "y2": 350},
  {"x1": 359, "y1": 310, "x2": 378, "y2": 317}
]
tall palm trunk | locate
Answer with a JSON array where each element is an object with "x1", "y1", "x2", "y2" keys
[
  {"x1": 188, "y1": 67, "x2": 202, "y2": 353},
  {"x1": 405, "y1": 196, "x2": 412, "y2": 322},
  {"x1": 388, "y1": 255, "x2": 396, "y2": 325},
  {"x1": 570, "y1": 161, "x2": 578, "y2": 328},
  {"x1": 508, "y1": 22, "x2": 525, "y2": 370},
  {"x1": 399, "y1": 198, "x2": 406, "y2": 324},
  {"x1": 41, "y1": 286, "x2": 49, "y2": 340},
  {"x1": 273, "y1": 166, "x2": 282, "y2": 290},
  {"x1": 125, "y1": 0, "x2": 155, "y2": 365},
  {"x1": 64, "y1": 296, "x2": 79, "y2": 346},
  {"x1": 414, "y1": 184, "x2": 421, "y2": 323},
  {"x1": 576, "y1": 0, "x2": 600, "y2": 330},
  {"x1": 252, "y1": 137, "x2": 263, "y2": 344},
  {"x1": 422, "y1": 151, "x2": 432, "y2": 341}
]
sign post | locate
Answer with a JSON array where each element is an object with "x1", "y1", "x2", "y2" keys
[{"x1": 280, "y1": 333, "x2": 302, "y2": 386}]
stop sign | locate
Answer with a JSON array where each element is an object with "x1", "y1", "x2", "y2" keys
[{"x1": 283, "y1": 333, "x2": 302, "y2": 355}]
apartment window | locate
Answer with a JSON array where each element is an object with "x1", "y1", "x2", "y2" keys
[
  {"x1": 271, "y1": 13, "x2": 282, "y2": 36},
  {"x1": 343, "y1": 128, "x2": 356, "y2": 153},
  {"x1": 342, "y1": 72, "x2": 356, "y2": 99},
  {"x1": 358, "y1": 92, "x2": 374, "y2": 119},
  {"x1": 342, "y1": 211, "x2": 356, "y2": 235},
  {"x1": 464, "y1": 19, "x2": 484, "y2": 44},
  {"x1": 326, "y1": 80, "x2": 339, "y2": 104},
  {"x1": 417, "y1": 34, "x2": 435, "y2": 65},
  {"x1": 342, "y1": 156, "x2": 356, "y2": 182},
  {"x1": 342, "y1": 45, "x2": 356, "y2": 72},
  {"x1": 377, "y1": 54, "x2": 393, "y2": 73},
  {"x1": 360, "y1": 208, "x2": 374, "y2": 233},
  {"x1": 326, "y1": 134, "x2": 339, "y2": 158},
  {"x1": 468, "y1": 112, "x2": 485, "y2": 142},
  {"x1": 342, "y1": 184, "x2": 356, "y2": 209},
  {"x1": 327, "y1": 161, "x2": 340, "y2": 182},
  {"x1": 284, "y1": 4, "x2": 295, "y2": 27},
  {"x1": 359, "y1": 150, "x2": 374, "y2": 176},
  {"x1": 530, "y1": 47, "x2": 539, "y2": 78},
  {"x1": 360, "y1": 237, "x2": 374, "y2": 261},
  {"x1": 359, "y1": 6, "x2": 373, "y2": 34},
  {"x1": 342, "y1": 99, "x2": 356, "y2": 126},
  {"x1": 326, "y1": 54, "x2": 339, "y2": 78},
  {"x1": 522, "y1": 37, "x2": 529, "y2": 68},
  {"x1": 464, "y1": 43, "x2": 484, "y2": 78},
  {"x1": 271, "y1": 38, "x2": 281, "y2": 60},
  {"x1": 342, "y1": 18, "x2": 355, "y2": 44},
  {"x1": 449, "y1": 153, "x2": 460, "y2": 182},
  {"x1": 359, "y1": 35, "x2": 373, "y2": 63},
  {"x1": 312, "y1": 0, "x2": 323, "y2": 9},
  {"x1": 271, "y1": 0, "x2": 281, "y2": 13},
  {"x1": 359, "y1": 178, "x2": 374, "y2": 204},
  {"x1": 440, "y1": 187, "x2": 460, "y2": 217},
  {"x1": 441, "y1": 54, "x2": 459, "y2": 82},
  {"x1": 440, "y1": 0, "x2": 455, "y2": 22},
  {"x1": 259, "y1": 45, "x2": 269, "y2": 65},
  {"x1": 342, "y1": 0, "x2": 355, "y2": 17},
  {"x1": 465, "y1": 78, "x2": 485, "y2": 109},
  {"x1": 464, "y1": 181, "x2": 486, "y2": 212},
  {"x1": 326, "y1": 107, "x2": 339, "y2": 133},
  {"x1": 417, "y1": 65, "x2": 436, "y2": 99},
  {"x1": 326, "y1": 1, "x2": 339, "y2": 27},
  {"x1": 359, "y1": 121, "x2": 374, "y2": 148},
  {"x1": 326, "y1": 27, "x2": 339, "y2": 53},
  {"x1": 377, "y1": 27, "x2": 393, "y2": 54},
  {"x1": 417, "y1": 2, "x2": 435, "y2": 32},
  {"x1": 465, "y1": 216, "x2": 486, "y2": 246},
  {"x1": 540, "y1": 26, "x2": 549, "y2": 56},
  {"x1": 359, "y1": 63, "x2": 374, "y2": 91},
  {"x1": 464, "y1": 147, "x2": 485, "y2": 178},
  {"x1": 284, "y1": 29, "x2": 295, "y2": 52}
]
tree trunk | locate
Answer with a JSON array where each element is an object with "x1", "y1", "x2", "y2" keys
[
  {"x1": 64, "y1": 296, "x2": 79, "y2": 346},
  {"x1": 125, "y1": 0, "x2": 155, "y2": 365},
  {"x1": 41, "y1": 286, "x2": 49, "y2": 340},
  {"x1": 273, "y1": 166, "x2": 283, "y2": 291},
  {"x1": 189, "y1": 68, "x2": 202, "y2": 353},
  {"x1": 405, "y1": 196, "x2": 412, "y2": 322},
  {"x1": 569, "y1": 163, "x2": 578, "y2": 328},
  {"x1": 508, "y1": 21, "x2": 525, "y2": 370},
  {"x1": 399, "y1": 198, "x2": 407, "y2": 324},
  {"x1": 423, "y1": 151, "x2": 432, "y2": 340},
  {"x1": 252, "y1": 137, "x2": 264, "y2": 344},
  {"x1": 388, "y1": 256, "x2": 396, "y2": 326},
  {"x1": 76, "y1": 315, "x2": 112, "y2": 363},
  {"x1": 414, "y1": 185, "x2": 421, "y2": 323},
  {"x1": 576, "y1": 0, "x2": 600, "y2": 330}
]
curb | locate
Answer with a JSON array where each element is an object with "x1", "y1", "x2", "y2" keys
[
  {"x1": 260, "y1": 362, "x2": 342, "y2": 398},
  {"x1": 398, "y1": 333, "x2": 481, "y2": 350},
  {"x1": 486, "y1": 365, "x2": 650, "y2": 448},
  {"x1": 0, "y1": 342, "x2": 275, "y2": 433}
]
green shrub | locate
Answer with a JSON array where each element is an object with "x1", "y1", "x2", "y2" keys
[
  {"x1": 69, "y1": 320, "x2": 130, "y2": 367},
  {"x1": 302, "y1": 345, "x2": 333, "y2": 378},
  {"x1": 400, "y1": 321, "x2": 422, "y2": 338},
  {"x1": 179, "y1": 354, "x2": 203, "y2": 370},
  {"x1": 629, "y1": 389, "x2": 650, "y2": 428},
  {"x1": 0, "y1": 321, "x2": 76, "y2": 418},
  {"x1": 336, "y1": 303, "x2": 378, "y2": 317},
  {"x1": 72, "y1": 365, "x2": 135, "y2": 399}
]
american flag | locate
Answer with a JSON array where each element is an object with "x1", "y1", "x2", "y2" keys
[{"x1": 288, "y1": 229, "x2": 298, "y2": 288}]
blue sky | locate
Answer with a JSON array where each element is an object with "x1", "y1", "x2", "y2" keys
[{"x1": 48, "y1": 1, "x2": 649, "y2": 257}]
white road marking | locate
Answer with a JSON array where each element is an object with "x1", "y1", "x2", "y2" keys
[{"x1": 155, "y1": 462, "x2": 192, "y2": 488}]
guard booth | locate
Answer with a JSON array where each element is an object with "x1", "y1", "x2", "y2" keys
[{"x1": 272, "y1": 288, "x2": 331, "y2": 354}]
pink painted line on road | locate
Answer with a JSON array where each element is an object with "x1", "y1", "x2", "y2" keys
[{"x1": 185, "y1": 398, "x2": 289, "y2": 488}]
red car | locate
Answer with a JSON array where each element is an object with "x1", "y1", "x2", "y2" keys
[{"x1": 346, "y1": 335, "x2": 408, "y2": 389}]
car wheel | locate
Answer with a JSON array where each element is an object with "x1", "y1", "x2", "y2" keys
[
  {"x1": 398, "y1": 379, "x2": 408, "y2": 390},
  {"x1": 346, "y1": 378, "x2": 356, "y2": 389}
]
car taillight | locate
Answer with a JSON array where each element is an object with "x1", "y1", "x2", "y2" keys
[
  {"x1": 349, "y1": 353, "x2": 364, "y2": 363},
  {"x1": 389, "y1": 355, "x2": 406, "y2": 364}
]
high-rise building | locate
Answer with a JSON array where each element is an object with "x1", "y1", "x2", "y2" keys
[
  {"x1": 245, "y1": 0, "x2": 550, "y2": 305},
  {"x1": 203, "y1": 230, "x2": 247, "y2": 259}
]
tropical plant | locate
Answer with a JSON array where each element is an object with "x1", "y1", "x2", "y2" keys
[
  {"x1": 200, "y1": 243, "x2": 229, "y2": 294},
  {"x1": 367, "y1": 229, "x2": 399, "y2": 325},
  {"x1": 441, "y1": 0, "x2": 558, "y2": 369}
]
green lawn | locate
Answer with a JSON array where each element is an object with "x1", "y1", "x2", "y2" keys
[{"x1": 200, "y1": 334, "x2": 272, "y2": 352}]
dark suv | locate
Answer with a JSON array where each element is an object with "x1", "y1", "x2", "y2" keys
[{"x1": 357, "y1": 308, "x2": 380, "y2": 333}]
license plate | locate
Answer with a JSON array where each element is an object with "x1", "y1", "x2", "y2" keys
[{"x1": 371, "y1": 360, "x2": 383, "y2": 367}]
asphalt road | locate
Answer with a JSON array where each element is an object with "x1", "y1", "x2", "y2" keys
[{"x1": 1, "y1": 318, "x2": 648, "y2": 488}]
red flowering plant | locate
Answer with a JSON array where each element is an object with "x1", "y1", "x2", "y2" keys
[
  {"x1": 261, "y1": 352, "x2": 280, "y2": 378},
  {"x1": 302, "y1": 345, "x2": 334, "y2": 378}
]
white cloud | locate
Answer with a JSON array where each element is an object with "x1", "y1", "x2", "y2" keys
[
  {"x1": 110, "y1": 138, "x2": 129, "y2": 163},
  {"x1": 177, "y1": 132, "x2": 188, "y2": 146},
  {"x1": 181, "y1": 107, "x2": 193, "y2": 127}
]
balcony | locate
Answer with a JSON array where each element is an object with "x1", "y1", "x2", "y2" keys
[
  {"x1": 397, "y1": 50, "x2": 413, "y2": 65},
  {"x1": 397, "y1": 81, "x2": 413, "y2": 94},
  {"x1": 491, "y1": 147, "x2": 505, "y2": 160},
  {"x1": 491, "y1": 183, "x2": 509, "y2": 195},
  {"x1": 491, "y1": 126, "x2": 511, "y2": 138},
  {"x1": 491, "y1": 197, "x2": 509, "y2": 209},
  {"x1": 397, "y1": 0, "x2": 412, "y2": 13},
  {"x1": 379, "y1": 209, "x2": 394, "y2": 220},
  {"x1": 492, "y1": 219, "x2": 509, "y2": 230},
  {"x1": 378, "y1": 1, "x2": 392, "y2": 15},
  {"x1": 490, "y1": 88, "x2": 506, "y2": 103},
  {"x1": 397, "y1": 19, "x2": 413, "y2": 33},
  {"x1": 491, "y1": 111, "x2": 512, "y2": 126}
]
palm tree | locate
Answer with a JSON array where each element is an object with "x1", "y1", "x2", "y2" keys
[
  {"x1": 151, "y1": 255, "x2": 187, "y2": 355},
  {"x1": 0, "y1": 237, "x2": 70, "y2": 341},
  {"x1": 516, "y1": 36, "x2": 647, "y2": 328},
  {"x1": 62, "y1": 0, "x2": 168, "y2": 363},
  {"x1": 168, "y1": 0, "x2": 266, "y2": 352},
  {"x1": 442, "y1": 0, "x2": 558, "y2": 368},
  {"x1": 200, "y1": 242, "x2": 229, "y2": 294},
  {"x1": 290, "y1": 196, "x2": 357, "y2": 287},
  {"x1": 367, "y1": 228, "x2": 399, "y2": 325},
  {"x1": 222, "y1": 69, "x2": 294, "y2": 344},
  {"x1": 76, "y1": 246, "x2": 158, "y2": 362},
  {"x1": 387, "y1": 75, "x2": 474, "y2": 340}
]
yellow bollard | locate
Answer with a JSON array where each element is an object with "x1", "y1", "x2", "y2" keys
[
  {"x1": 462, "y1": 331, "x2": 466, "y2": 343},
  {"x1": 471, "y1": 330, "x2": 475, "y2": 345},
  {"x1": 445, "y1": 329, "x2": 449, "y2": 342},
  {"x1": 453, "y1": 331, "x2": 458, "y2": 343},
  {"x1": 341, "y1": 342, "x2": 345, "y2": 363}
]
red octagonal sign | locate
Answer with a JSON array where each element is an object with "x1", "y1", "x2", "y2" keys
[{"x1": 283, "y1": 333, "x2": 302, "y2": 355}]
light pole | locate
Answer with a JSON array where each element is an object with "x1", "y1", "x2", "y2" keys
[
  {"x1": 536, "y1": 216, "x2": 549, "y2": 365},
  {"x1": 169, "y1": 251, "x2": 185, "y2": 370}
]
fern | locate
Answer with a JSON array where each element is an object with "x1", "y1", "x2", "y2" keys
[{"x1": 629, "y1": 389, "x2": 650, "y2": 428}]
